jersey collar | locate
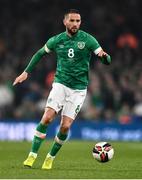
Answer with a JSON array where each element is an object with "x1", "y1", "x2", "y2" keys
[{"x1": 65, "y1": 30, "x2": 80, "y2": 39}]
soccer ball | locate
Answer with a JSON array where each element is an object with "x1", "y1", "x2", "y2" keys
[{"x1": 92, "y1": 142, "x2": 114, "y2": 162}]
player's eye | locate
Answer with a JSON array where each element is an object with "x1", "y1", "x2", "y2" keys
[
  {"x1": 70, "y1": 19, "x2": 75, "y2": 22},
  {"x1": 70, "y1": 19, "x2": 80, "y2": 23}
]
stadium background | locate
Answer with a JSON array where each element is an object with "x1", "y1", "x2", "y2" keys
[{"x1": 0, "y1": 0, "x2": 142, "y2": 141}]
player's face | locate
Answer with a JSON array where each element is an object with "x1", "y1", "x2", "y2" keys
[{"x1": 64, "y1": 13, "x2": 81, "y2": 35}]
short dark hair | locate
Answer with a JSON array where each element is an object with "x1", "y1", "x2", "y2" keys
[{"x1": 64, "y1": 9, "x2": 80, "y2": 18}]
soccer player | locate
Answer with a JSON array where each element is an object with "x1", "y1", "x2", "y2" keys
[{"x1": 13, "y1": 9, "x2": 111, "y2": 170}]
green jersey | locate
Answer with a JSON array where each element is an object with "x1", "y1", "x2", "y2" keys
[{"x1": 45, "y1": 30, "x2": 102, "y2": 90}]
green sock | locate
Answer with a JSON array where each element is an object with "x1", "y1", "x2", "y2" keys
[
  {"x1": 49, "y1": 131, "x2": 68, "y2": 157},
  {"x1": 31, "y1": 123, "x2": 47, "y2": 153}
]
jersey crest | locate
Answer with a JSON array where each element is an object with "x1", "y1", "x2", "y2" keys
[{"x1": 77, "y1": 41, "x2": 85, "y2": 49}]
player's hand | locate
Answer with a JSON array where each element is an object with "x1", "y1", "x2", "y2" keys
[
  {"x1": 97, "y1": 50, "x2": 108, "y2": 57},
  {"x1": 13, "y1": 71, "x2": 28, "y2": 86},
  {"x1": 98, "y1": 50, "x2": 111, "y2": 65}
]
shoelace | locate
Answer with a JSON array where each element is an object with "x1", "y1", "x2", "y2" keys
[
  {"x1": 45, "y1": 157, "x2": 52, "y2": 165},
  {"x1": 27, "y1": 156, "x2": 35, "y2": 163}
]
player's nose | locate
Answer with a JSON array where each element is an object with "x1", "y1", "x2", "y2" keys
[{"x1": 73, "y1": 21, "x2": 78, "y2": 26}]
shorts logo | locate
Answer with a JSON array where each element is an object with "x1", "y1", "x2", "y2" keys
[
  {"x1": 75, "y1": 105, "x2": 80, "y2": 114},
  {"x1": 77, "y1": 42, "x2": 85, "y2": 49}
]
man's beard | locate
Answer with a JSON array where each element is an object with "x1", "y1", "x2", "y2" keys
[{"x1": 67, "y1": 27, "x2": 79, "y2": 35}]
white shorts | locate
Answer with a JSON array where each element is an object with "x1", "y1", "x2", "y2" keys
[{"x1": 46, "y1": 83, "x2": 87, "y2": 120}]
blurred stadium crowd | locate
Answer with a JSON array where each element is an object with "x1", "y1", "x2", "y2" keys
[{"x1": 0, "y1": 0, "x2": 142, "y2": 123}]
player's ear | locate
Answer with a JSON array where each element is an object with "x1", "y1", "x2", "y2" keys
[{"x1": 63, "y1": 18, "x2": 66, "y2": 26}]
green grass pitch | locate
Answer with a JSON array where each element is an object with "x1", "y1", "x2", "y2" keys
[{"x1": 0, "y1": 140, "x2": 142, "y2": 179}]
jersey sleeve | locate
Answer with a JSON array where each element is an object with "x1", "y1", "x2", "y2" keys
[
  {"x1": 88, "y1": 34, "x2": 102, "y2": 55},
  {"x1": 44, "y1": 36, "x2": 56, "y2": 53},
  {"x1": 24, "y1": 47, "x2": 46, "y2": 73}
]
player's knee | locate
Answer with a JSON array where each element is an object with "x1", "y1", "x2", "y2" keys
[{"x1": 60, "y1": 124, "x2": 70, "y2": 133}]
